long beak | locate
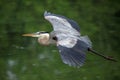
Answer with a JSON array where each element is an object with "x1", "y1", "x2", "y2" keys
[{"x1": 22, "y1": 33, "x2": 40, "y2": 37}]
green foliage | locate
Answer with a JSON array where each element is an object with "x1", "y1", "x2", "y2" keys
[{"x1": 0, "y1": 0, "x2": 120, "y2": 80}]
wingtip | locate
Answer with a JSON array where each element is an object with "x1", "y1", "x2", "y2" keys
[
  {"x1": 44, "y1": 11, "x2": 51, "y2": 16},
  {"x1": 44, "y1": 11, "x2": 47, "y2": 16}
]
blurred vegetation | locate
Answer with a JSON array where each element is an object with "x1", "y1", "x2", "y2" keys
[{"x1": 0, "y1": 0, "x2": 120, "y2": 80}]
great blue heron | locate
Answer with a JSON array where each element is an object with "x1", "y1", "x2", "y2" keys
[{"x1": 23, "y1": 11, "x2": 116, "y2": 67}]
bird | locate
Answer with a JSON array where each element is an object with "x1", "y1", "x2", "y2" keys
[{"x1": 22, "y1": 11, "x2": 116, "y2": 67}]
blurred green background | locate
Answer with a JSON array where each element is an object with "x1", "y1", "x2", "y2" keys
[{"x1": 0, "y1": 0, "x2": 120, "y2": 80}]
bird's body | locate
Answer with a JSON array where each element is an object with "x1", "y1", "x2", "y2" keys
[{"x1": 23, "y1": 11, "x2": 116, "y2": 67}]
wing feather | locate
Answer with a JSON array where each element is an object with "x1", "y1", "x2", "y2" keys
[
  {"x1": 57, "y1": 39, "x2": 88, "y2": 67},
  {"x1": 44, "y1": 11, "x2": 92, "y2": 67},
  {"x1": 44, "y1": 11, "x2": 80, "y2": 36}
]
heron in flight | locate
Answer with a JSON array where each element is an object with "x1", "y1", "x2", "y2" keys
[{"x1": 23, "y1": 11, "x2": 116, "y2": 67}]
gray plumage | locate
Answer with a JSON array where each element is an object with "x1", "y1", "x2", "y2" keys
[
  {"x1": 23, "y1": 11, "x2": 117, "y2": 67},
  {"x1": 44, "y1": 11, "x2": 92, "y2": 67}
]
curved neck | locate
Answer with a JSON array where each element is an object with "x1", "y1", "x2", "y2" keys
[{"x1": 38, "y1": 33, "x2": 50, "y2": 45}]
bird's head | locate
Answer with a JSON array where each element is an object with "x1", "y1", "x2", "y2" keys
[{"x1": 22, "y1": 31, "x2": 50, "y2": 45}]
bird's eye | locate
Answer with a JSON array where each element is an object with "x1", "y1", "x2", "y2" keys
[{"x1": 36, "y1": 31, "x2": 49, "y2": 34}]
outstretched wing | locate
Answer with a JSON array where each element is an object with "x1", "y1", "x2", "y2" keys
[
  {"x1": 57, "y1": 38, "x2": 89, "y2": 67},
  {"x1": 44, "y1": 11, "x2": 80, "y2": 36},
  {"x1": 44, "y1": 11, "x2": 92, "y2": 67}
]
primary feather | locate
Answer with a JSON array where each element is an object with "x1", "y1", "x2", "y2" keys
[{"x1": 44, "y1": 11, "x2": 92, "y2": 67}]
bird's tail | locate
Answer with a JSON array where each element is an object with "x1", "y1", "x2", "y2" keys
[{"x1": 88, "y1": 48, "x2": 117, "y2": 62}]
